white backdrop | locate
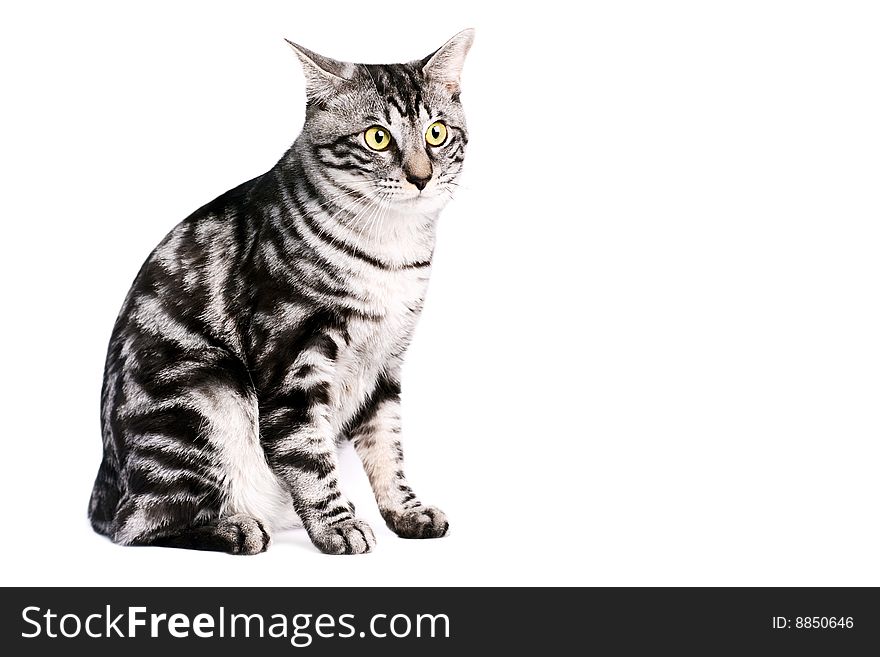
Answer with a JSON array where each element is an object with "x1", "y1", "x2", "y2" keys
[{"x1": 1, "y1": 1, "x2": 878, "y2": 586}]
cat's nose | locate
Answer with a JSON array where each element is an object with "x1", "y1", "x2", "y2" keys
[
  {"x1": 405, "y1": 172, "x2": 431, "y2": 191},
  {"x1": 403, "y1": 153, "x2": 432, "y2": 192}
]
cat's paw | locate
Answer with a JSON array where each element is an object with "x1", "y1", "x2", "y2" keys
[
  {"x1": 218, "y1": 514, "x2": 271, "y2": 555},
  {"x1": 384, "y1": 505, "x2": 449, "y2": 539},
  {"x1": 311, "y1": 518, "x2": 376, "y2": 555}
]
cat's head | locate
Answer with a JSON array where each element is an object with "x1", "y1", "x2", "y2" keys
[{"x1": 286, "y1": 30, "x2": 473, "y2": 215}]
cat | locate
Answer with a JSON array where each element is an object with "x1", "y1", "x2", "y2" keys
[{"x1": 88, "y1": 30, "x2": 473, "y2": 555}]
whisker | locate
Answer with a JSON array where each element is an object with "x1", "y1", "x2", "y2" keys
[
  {"x1": 354, "y1": 196, "x2": 381, "y2": 246},
  {"x1": 370, "y1": 194, "x2": 391, "y2": 246},
  {"x1": 344, "y1": 189, "x2": 384, "y2": 244}
]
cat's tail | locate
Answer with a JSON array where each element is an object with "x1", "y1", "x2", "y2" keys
[
  {"x1": 90, "y1": 359, "x2": 124, "y2": 536},
  {"x1": 88, "y1": 455, "x2": 122, "y2": 536}
]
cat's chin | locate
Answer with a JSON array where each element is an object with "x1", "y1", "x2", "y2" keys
[{"x1": 396, "y1": 192, "x2": 448, "y2": 215}]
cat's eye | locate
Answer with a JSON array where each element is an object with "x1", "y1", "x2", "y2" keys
[
  {"x1": 364, "y1": 126, "x2": 392, "y2": 151},
  {"x1": 425, "y1": 121, "x2": 448, "y2": 147}
]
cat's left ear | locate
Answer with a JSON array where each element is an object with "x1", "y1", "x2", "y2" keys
[
  {"x1": 420, "y1": 29, "x2": 475, "y2": 94},
  {"x1": 285, "y1": 39, "x2": 353, "y2": 104}
]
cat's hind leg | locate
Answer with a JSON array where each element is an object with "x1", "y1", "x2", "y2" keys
[
  {"x1": 106, "y1": 352, "x2": 290, "y2": 554},
  {"x1": 149, "y1": 514, "x2": 270, "y2": 555}
]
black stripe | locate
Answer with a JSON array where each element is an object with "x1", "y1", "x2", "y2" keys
[
  {"x1": 259, "y1": 393, "x2": 309, "y2": 436},
  {"x1": 308, "y1": 381, "x2": 331, "y2": 406},
  {"x1": 272, "y1": 449, "x2": 334, "y2": 477},
  {"x1": 127, "y1": 467, "x2": 217, "y2": 500},
  {"x1": 342, "y1": 373, "x2": 401, "y2": 438},
  {"x1": 314, "y1": 490, "x2": 342, "y2": 511},
  {"x1": 311, "y1": 335, "x2": 338, "y2": 361},
  {"x1": 354, "y1": 526, "x2": 370, "y2": 551},
  {"x1": 130, "y1": 443, "x2": 215, "y2": 478},
  {"x1": 336, "y1": 527, "x2": 353, "y2": 554},
  {"x1": 319, "y1": 141, "x2": 372, "y2": 165},
  {"x1": 294, "y1": 262, "x2": 355, "y2": 299},
  {"x1": 324, "y1": 505, "x2": 352, "y2": 523},
  {"x1": 320, "y1": 160, "x2": 373, "y2": 175},
  {"x1": 401, "y1": 65, "x2": 423, "y2": 117},
  {"x1": 286, "y1": 279, "x2": 384, "y2": 322},
  {"x1": 328, "y1": 301, "x2": 385, "y2": 324},
  {"x1": 385, "y1": 93, "x2": 406, "y2": 117},
  {"x1": 299, "y1": 210, "x2": 391, "y2": 269},
  {"x1": 124, "y1": 407, "x2": 215, "y2": 450},
  {"x1": 314, "y1": 133, "x2": 360, "y2": 150}
]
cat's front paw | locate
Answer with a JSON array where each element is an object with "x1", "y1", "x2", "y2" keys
[
  {"x1": 310, "y1": 518, "x2": 376, "y2": 555},
  {"x1": 384, "y1": 505, "x2": 449, "y2": 539}
]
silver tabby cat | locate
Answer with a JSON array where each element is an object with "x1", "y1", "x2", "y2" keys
[{"x1": 88, "y1": 30, "x2": 473, "y2": 555}]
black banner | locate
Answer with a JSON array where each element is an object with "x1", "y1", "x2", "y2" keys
[{"x1": 1, "y1": 587, "x2": 877, "y2": 654}]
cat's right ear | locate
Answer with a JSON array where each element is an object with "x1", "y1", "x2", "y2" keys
[{"x1": 285, "y1": 39, "x2": 352, "y2": 104}]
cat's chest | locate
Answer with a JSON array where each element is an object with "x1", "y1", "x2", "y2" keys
[{"x1": 330, "y1": 269, "x2": 428, "y2": 433}]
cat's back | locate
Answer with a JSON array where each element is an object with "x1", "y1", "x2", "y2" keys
[{"x1": 109, "y1": 175, "x2": 268, "y2": 358}]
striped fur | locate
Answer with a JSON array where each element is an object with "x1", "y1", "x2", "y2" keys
[{"x1": 88, "y1": 30, "x2": 473, "y2": 555}]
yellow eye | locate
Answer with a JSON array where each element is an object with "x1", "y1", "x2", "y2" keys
[
  {"x1": 425, "y1": 121, "x2": 448, "y2": 147},
  {"x1": 364, "y1": 126, "x2": 392, "y2": 151}
]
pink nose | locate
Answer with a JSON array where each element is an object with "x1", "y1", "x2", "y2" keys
[{"x1": 403, "y1": 152, "x2": 433, "y2": 191}]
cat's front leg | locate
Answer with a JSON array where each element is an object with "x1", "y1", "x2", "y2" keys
[
  {"x1": 260, "y1": 334, "x2": 375, "y2": 555},
  {"x1": 351, "y1": 373, "x2": 449, "y2": 539}
]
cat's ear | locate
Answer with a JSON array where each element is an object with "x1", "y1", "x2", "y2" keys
[
  {"x1": 420, "y1": 29, "x2": 475, "y2": 94},
  {"x1": 285, "y1": 39, "x2": 352, "y2": 103}
]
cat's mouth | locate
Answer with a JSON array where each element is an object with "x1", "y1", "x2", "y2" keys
[{"x1": 371, "y1": 187, "x2": 440, "y2": 206}]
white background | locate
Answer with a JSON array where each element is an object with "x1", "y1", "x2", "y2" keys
[{"x1": 1, "y1": 1, "x2": 878, "y2": 586}]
